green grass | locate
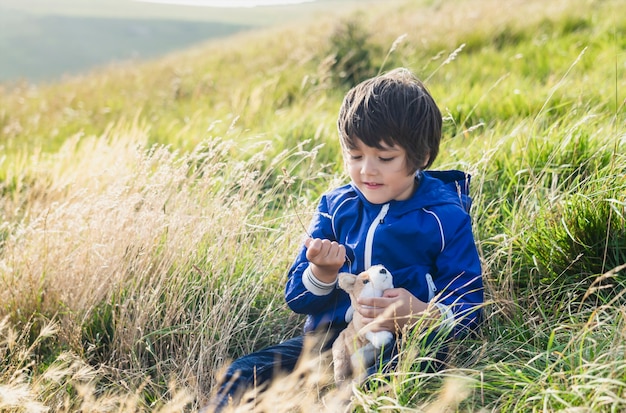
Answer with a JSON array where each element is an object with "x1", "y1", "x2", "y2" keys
[{"x1": 0, "y1": 0, "x2": 625, "y2": 411}]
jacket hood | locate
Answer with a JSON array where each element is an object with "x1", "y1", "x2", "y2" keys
[{"x1": 349, "y1": 169, "x2": 472, "y2": 213}]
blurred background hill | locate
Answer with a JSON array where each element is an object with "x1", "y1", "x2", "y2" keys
[{"x1": 0, "y1": 0, "x2": 375, "y2": 83}]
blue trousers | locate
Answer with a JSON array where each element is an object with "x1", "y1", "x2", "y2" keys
[
  {"x1": 203, "y1": 327, "x2": 446, "y2": 412},
  {"x1": 203, "y1": 326, "x2": 402, "y2": 412}
]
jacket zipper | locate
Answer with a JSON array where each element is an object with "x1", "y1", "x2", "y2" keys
[
  {"x1": 425, "y1": 273, "x2": 437, "y2": 301},
  {"x1": 364, "y1": 203, "x2": 389, "y2": 269}
]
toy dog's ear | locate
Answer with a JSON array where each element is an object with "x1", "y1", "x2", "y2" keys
[{"x1": 337, "y1": 272, "x2": 356, "y2": 292}]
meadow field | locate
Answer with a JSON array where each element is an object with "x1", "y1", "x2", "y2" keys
[
  {"x1": 0, "y1": 0, "x2": 377, "y2": 83},
  {"x1": 0, "y1": 0, "x2": 625, "y2": 411}
]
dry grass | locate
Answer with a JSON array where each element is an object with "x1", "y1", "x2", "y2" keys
[
  {"x1": 0, "y1": 126, "x2": 319, "y2": 410},
  {"x1": 0, "y1": 0, "x2": 624, "y2": 410}
]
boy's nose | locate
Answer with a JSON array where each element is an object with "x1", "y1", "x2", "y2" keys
[{"x1": 360, "y1": 158, "x2": 377, "y2": 175}]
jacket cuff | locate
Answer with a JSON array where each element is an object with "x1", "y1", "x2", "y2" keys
[
  {"x1": 302, "y1": 266, "x2": 336, "y2": 296},
  {"x1": 433, "y1": 302, "x2": 455, "y2": 331}
]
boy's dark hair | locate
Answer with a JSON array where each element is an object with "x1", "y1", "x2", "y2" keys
[{"x1": 337, "y1": 67, "x2": 442, "y2": 173}]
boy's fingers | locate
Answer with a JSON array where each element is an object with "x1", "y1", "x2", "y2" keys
[
  {"x1": 382, "y1": 288, "x2": 402, "y2": 298},
  {"x1": 321, "y1": 240, "x2": 342, "y2": 259},
  {"x1": 359, "y1": 296, "x2": 392, "y2": 307},
  {"x1": 357, "y1": 304, "x2": 383, "y2": 318},
  {"x1": 305, "y1": 238, "x2": 344, "y2": 255},
  {"x1": 336, "y1": 244, "x2": 346, "y2": 258}
]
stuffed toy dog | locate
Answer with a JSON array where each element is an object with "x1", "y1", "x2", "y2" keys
[{"x1": 332, "y1": 265, "x2": 394, "y2": 385}]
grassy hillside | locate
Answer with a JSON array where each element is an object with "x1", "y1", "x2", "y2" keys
[
  {"x1": 0, "y1": 0, "x2": 625, "y2": 411},
  {"x1": 0, "y1": 0, "x2": 374, "y2": 23},
  {"x1": 0, "y1": 8, "x2": 250, "y2": 83},
  {"x1": 0, "y1": 0, "x2": 378, "y2": 83}
]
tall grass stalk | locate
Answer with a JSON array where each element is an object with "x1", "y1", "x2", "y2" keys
[
  {"x1": 0, "y1": 125, "x2": 327, "y2": 409},
  {"x1": 0, "y1": 0, "x2": 624, "y2": 410}
]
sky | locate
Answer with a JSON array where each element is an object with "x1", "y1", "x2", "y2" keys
[{"x1": 133, "y1": 0, "x2": 316, "y2": 8}]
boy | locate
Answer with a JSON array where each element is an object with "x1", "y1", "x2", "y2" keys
[{"x1": 205, "y1": 67, "x2": 483, "y2": 412}]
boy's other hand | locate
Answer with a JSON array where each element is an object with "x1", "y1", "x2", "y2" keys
[
  {"x1": 304, "y1": 237, "x2": 346, "y2": 284},
  {"x1": 357, "y1": 288, "x2": 432, "y2": 333}
]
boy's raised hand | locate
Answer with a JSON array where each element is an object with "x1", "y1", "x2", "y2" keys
[{"x1": 304, "y1": 237, "x2": 346, "y2": 284}]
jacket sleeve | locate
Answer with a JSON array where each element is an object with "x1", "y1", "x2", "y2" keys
[
  {"x1": 431, "y1": 209, "x2": 483, "y2": 337},
  {"x1": 284, "y1": 195, "x2": 343, "y2": 315}
]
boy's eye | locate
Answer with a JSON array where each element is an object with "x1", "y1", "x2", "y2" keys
[
  {"x1": 379, "y1": 157, "x2": 395, "y2": 162},
  {"x1": 349, "y1": 154, "x2": 362, "y2": 160}
]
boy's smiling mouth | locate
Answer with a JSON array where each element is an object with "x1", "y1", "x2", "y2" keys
[{"x1": 363, "y1": 182, "x2": 383, "y2": 189}]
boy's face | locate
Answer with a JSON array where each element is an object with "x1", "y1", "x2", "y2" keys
[{"x1": 344, "y1": 137, "x2": 416, "y2": 204}]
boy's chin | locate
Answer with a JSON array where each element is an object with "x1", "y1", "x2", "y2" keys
[{"x1": 362, "y1": 193, "x2": 392, "y2": 205}]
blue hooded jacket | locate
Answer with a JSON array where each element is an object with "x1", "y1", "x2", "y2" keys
[{"x1": 285, "y1": 170, "x2": 483, "y2": 336}]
